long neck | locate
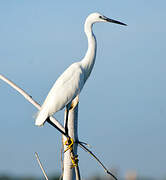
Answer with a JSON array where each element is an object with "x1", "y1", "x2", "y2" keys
[{"x1": 81, "y1": 21, "x2": 97, "y2": 81}]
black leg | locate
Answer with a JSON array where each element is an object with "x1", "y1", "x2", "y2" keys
[
  {"x1": 65, "y1": 106, "x2": 69, "y2": 137},
  {"x1": 46, "y1": 117, "x2": 69, "y2": 137}
]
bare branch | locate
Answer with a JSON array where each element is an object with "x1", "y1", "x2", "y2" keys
[
  {"x1": 35, "y1": 152, "x2": 49, "y2": 180},
  {"x1": 74, "y1": 160, "x2": 81, "y2": 180},
  {"x1": 78, "y1": 142, "x2": 117, "y2": 180},
  {"x1": 0, "y1": 74, "x2": 40, "y2": 109},
  {"x1": 59, "y1": 138, "x2": 64, "y2": 180},
  {"x1": 63, "y1": 103, "x2": 81, "y2": 180},
  {"x1": 0, "y1": 74, "x2": 116, "y2": 179},
  {"x1": 0, "y1": 74, "x2": 65, "y2": 135}
]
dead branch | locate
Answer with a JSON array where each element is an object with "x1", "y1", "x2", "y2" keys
[
  {"x1": 0, "y1": 74, "x2": 65, "y2": 135},
  {"x1": 35, "y1": 152, "x2": 49, "y2": 180}
]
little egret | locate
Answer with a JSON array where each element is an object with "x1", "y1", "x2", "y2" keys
[{"x1": 35, "y1": 12, "x2": 126, "y2": 128}]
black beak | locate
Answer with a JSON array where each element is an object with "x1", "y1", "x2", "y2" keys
[{"x1": 101, "y1": 16, "x2": 127, "y2": 26}]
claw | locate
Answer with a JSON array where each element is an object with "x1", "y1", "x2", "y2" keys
[
  {"x1": 71, "y1": 154, "x2": 79, "y2": 168},
  {"x1": 64, "y1": 137, "x2": 74, "y2": 153}
]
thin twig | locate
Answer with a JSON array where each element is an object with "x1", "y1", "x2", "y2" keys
[
  {"x1": 74, "y1": 159, "x2": 81, "y2": 180},
  {"x1": 35, "y1": 152, "x2": 49, "y2": 180},
  {"x1": 77, "y1": 141, "x2": 91, "y2": 148},
  {"x1": 0, "y1": 74, "x2": 40, "y2": 109},
  {"x1": 59, "y1": 136, "x2": 64, "y2": 180},
  {"x1": 78, "y1": 142, "x2": 118, "y2": 180},
  {"x1": 0, "y1": 74, "x2": 66, "y2": 135}
]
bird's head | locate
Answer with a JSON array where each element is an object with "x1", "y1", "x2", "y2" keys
[{"x1": 86, "y1": 12, "x2": 127, "y2": 26}]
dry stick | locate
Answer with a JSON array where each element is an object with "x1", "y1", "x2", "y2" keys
[
  {"x1": 0, "y1": 74, "x2": 116, "y2": 179},
  {"x1": 35, "y1": 152, "x2": 49, "y2": 180},
  {"x1": 70, "y1": 100, "x2": 81, "y2": 180},
  {"x1": 63, "y1": 105, "x2": 78, "y2": 180},
  {"x1": 0, "y1": 74, "x2": 65, "y2": 135},
  {"x1": 75, "y1": 163, "x2": 81, "y2": 180},
  {"x1": 78, "y1": 143, "x2": 118, "y2": 180},
  {"x1": 59, "y1": 139, "x2": 64, "y2": 180}
]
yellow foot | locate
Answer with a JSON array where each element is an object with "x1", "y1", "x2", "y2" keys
[
  {"x1": 71, "y1": 154, "x2": 79, "y2": 168},
  {"x1": 64, "y1": 137, "x2": 74, "y2": 153}
]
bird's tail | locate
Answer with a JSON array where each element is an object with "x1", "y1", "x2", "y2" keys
[{"x1": 35, "y1": 108, "x2": 48, "y2": 126}]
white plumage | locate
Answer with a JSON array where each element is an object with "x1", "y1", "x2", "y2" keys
[{"x1": 35, "y1": 12, "x2": 126, "y2": 126}]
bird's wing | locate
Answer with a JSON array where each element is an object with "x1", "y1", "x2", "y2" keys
[
  {"x1": 35, "y1": 62, "x2": 84, "y2": 126},
  {"x1": 55, "y1": 62, "x2": 84, "y2": 87},
  {"x1": 42, "y1": 62, "x2": 85, "y2": 114}
]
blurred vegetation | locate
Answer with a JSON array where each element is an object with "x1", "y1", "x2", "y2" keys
[
  {"x1": 0, "y1": 174, "x2": 60, "y2": 180},
  {"x1": 0, "y1": 174, "x2": 164, "y2": 180}
]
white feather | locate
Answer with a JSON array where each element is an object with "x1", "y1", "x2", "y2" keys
[{"x1": 35, "y1": 12, "x2": 126, "y2": 126}]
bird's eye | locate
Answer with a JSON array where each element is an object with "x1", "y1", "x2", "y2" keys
[{"x1": 99, "y1": 15, "x2": 106, "y2": 20}]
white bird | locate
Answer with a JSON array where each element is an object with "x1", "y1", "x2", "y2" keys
[{"x1": 35, "y1": 12, "x2": 126, "y2": 127}]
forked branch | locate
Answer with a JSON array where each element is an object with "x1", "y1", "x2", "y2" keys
[{"x1": 0, "y1": 74, "x2": 117, "y2": 180}]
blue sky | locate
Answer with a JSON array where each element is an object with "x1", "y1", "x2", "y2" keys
[{"x1": 0, "y1": 0, "x2": 166, "y2": 179}]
